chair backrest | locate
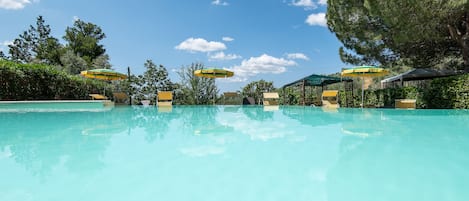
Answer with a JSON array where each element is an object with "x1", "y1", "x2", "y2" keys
[
  {"x1": 263, "y1": 92, "x2": 279, "y2": 105},
  {"x1": 223, "y1": 92, "x2": 240, "y2": 105},
  {"x1": 113, "y1": 92, "x2": 128, "y2": 102},
  {"x1": 263, "y1": 92, "x2": 279, "y2": 99},
  {"x1": 157, "y1": 91, "x2": 173, "y2": 106},
  {"x1": 224, "y1": 92, "x2": 238, "y2": 97},
  {"x1": 321, "y1": 90, "x2": 339, "y2": 108},
  {"x1": 89, "y1": 94, "x2": 108, "y2": 100},
  {"x1": 395, "y1": 99, "x2": 416, "y2": 109},
  {"x1": 158, "y1": 91, "x2": 173, "y2": 101},
  {"x1": 322, "y1": 90, "x2": 338, "y2": 99}
]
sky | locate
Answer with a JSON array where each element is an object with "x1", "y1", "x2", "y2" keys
[{"x1": 0, "y1": 0, "x2": 350, "y2": 92}]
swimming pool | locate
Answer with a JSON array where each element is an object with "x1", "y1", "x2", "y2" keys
[{"x1": 1, "y1": 105, "x2": 469, "y2": 201}]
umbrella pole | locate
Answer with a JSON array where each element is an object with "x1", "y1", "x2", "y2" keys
[{"x1": 361, "y1": 78, "x2": 364, "y2": 108}]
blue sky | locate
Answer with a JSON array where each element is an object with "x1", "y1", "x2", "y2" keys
[{"x1": 0, "y1": 0, "x2": 350, "y2": 92}]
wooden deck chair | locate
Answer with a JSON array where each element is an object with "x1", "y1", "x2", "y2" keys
[
  {"x1": 113, "y1": 92, "x2": 128, "y2": 104},
  {"x1": 263, "y1": 92, "x2": 279, "y2": 105},
  {"x1": 223, "y1": 92, "x2": 240, "y2": 105},
  {"x1": 321, "y1": 90, "x2": 339, "y2": 108},
  {"x1": 89, "y1": 94, "x2": 108, "y2": 100},
  {"x1": 157, "y1": 91, "x2": 173, "y2": 106},
  {"x1": 395, "y1": 99, "x2": 416, "y2": 109}
]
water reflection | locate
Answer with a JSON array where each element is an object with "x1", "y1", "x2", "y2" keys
[{"x1": 328, "y1": 109, "x2": 469, "y2": 201}]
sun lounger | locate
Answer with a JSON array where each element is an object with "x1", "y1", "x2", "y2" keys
[
  {"x1": 223, "y1": 92, "x2": 240, "y2": 105},
  {"x1": 263, "y1": 92, "x2": 279, "y2": 105},
  {"x1": 395, "y1": 99, "x2": 416, "y2": 109},
  {"x1": 89, "y1": 94, "x2": 108, "y2": 100},
  {"x1": 321, "y1": 90, "x2": 339, "y2": 108},
  {"x1": 157, "y1": 91, "x2": 173, "y2": 106},
  {"x1": 113, "y1": 92, "x2": 128, "y2": 104}
]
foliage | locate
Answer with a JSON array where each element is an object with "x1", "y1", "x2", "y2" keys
[
  {"x1": 6, "y1": 16, "x2": 110, "y2": 72},
  {"x1": 327, "y1": 0, "x2": 469, "y2": 71},
  {"x1": 92, "y1": 54, "x2": 112, "y2": 69},
  {"x1": 59, "y1": 49, "x2": 88, "y2": 74},
  {"x1": 241, "y1": 79, "x2": 275, "y2": 104},
  {"x1": 177, "y1": 63, "x2": 218, "y2": 105},
  {"x1": 63, "y1": 19, "x2": 106, "y2": 68},
  {"x1": 279, "y1": 87, "x2": 300, "y2": 105},
  {"x1": 132, "y1": 60, "x2": 174, "y2": 104},
  {"x1": 0, "y1": 60, "x2": 104, "y2": 100},
  {"x1": 8, "y1": 16, "x2": 63, "y2": 65},
  {"x1": 349, "y1": 74, "x2": 469, "y2": 109}
]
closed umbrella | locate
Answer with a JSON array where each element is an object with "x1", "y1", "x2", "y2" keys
[
  {"x1": 80, "y1": 68, "x2": 127, "y2": 96},
  {"x1": 194, "y1": 68, "x2": 234, "y2": 78},
  {"x1": 341, "y1": 66, "x2": 389, "y2": 108}
]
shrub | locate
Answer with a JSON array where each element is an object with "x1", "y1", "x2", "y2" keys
[
  {"x1": 365, "y1": 74, "x2": 469, "y2": 109},
  {"x1": 0, "y1": 60, "x2": 105, "y2": 100}
]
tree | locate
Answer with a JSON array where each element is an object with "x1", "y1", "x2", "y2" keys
[
  {"x1": 327, "y1": 0, "x2": 469, "y2": 71},
  {"x1": 177, "y1": 63, "x2": 218, "y2": 105},
  {"x1": 63, "y1": 19, "x2": 106, "y2": 67},
  {"x1": 134, "y1": 60, "x2": 173, "y2": 103},
  {"x1": 9, "y1": 31, "x2": 34, "y2": 63},
  {"x1": 59, "y1": 49, "x2": 88, "y2": 74},
  {"x1": 241, "y1": 79, "x2": 275, "y2": 104},
  {"x1": 92, "y1": 54, "x2": 112, "y2": 69},
  {"x1": 8, "y1": 16, "x2": 62, "y2": 65},
  {"x1": 35, "y1": 37, "x2": 63, "y2": 65},
  {"x1": 0, "y1": 51, "x2": 7, "y2": 60}
]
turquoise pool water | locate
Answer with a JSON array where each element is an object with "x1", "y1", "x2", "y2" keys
[{"x1": 1, "y1": 105, "x2": 469, "y2": 201}]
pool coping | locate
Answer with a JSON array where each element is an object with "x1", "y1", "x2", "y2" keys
[
  {"x1": 0, "y1": 100, "x2": 109, "y2": 103},
  {"x1": 0, "y1": 100, "x2": 114, "y2": 112}
]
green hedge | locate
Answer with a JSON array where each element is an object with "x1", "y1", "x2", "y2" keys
[
  {"x1": 343, "y1": 74, "x2": 469, "y2": 109},
  {"x1": 0, "y1": 60, "x2": 106, "y2": 100}
]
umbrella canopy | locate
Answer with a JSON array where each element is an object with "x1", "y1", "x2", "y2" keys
[
  {"x1": 80, "y1": 68, "x2": 127, "y2": 81},
  {"x1": 80, "y1": 69, "x2": 127, "y2": 97},
  {"x1": 194, "y1": 68, "x2": 234, "y2": 78},
  {"x1": 341, "y1": 66, "x2": 389, "y2": 108},
  {"x1": 194, "y1": 68, "x2": 234, "y2": 104},
  {"x1": 341, "y1": 66, "x2": 389, "y2": 78}
]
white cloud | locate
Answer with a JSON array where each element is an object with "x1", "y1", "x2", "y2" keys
[
  {"x1": 1, "y1": 40, "x2": 13, "y2": 46},
  {"x1": 0, "y1": 0, "x2": 32, "y2": 10},
  {"x1": 0, "y1": 40, "x2": 13, "y2": 52},
  {"x1": 73, "y1": 16, "x2": 80, "y2": 22},
  {"x1": 175, "y1": 37, "x2": 226, "y2": 53},
  {"x1": 305, "y1": 13, "x2": 327, "y2": 27},
  {"x1": 217, "y1": 112, "x2": 296, "y2": 141},
  {"x1": 318, "y1": 0, "x2": 327, "y2": 5},
  {"x1": 290, "y1": 0, "x2": 316, "y2": 10},
  {"x1": 222, "y1": 37, "x2": 234, "y2": 42},
  {"x1": 212, "y1": 0, "x2": 228, "y2": 6},
  {"x1": 209, "y1": 52, "x2": 241, "y2": 61},
  {"x1": 227, "y1": 54, "x2": 297, "y2": 81},
  {"x1": 286, "y1": 53, "x2": 310, "y2": 60}
]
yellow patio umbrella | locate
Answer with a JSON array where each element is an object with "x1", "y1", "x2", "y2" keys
[
  {"x1": 194, "y1": 68, "x2": 234, "y2": 78},
  {"x1": 194, "y1": 68, "x2": 234, "y2": 104},
  {"x1": 341, "y1": 66, "x2": 389, "y2": 108},
  {"x1": 80, "y1": 68, "x2": 127, "y2": 95}
]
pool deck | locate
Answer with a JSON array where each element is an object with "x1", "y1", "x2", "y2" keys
[{"x1": 0, "y1": 100, "x2": 114, "y2": 112}]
